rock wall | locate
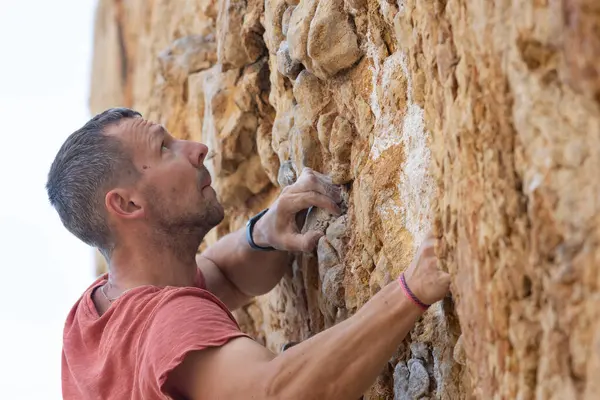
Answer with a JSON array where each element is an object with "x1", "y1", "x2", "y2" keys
[{"x1": 89, "y1": 0, "x2": 600, "y2": 398}]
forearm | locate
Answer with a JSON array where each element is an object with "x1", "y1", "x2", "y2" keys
[
  {"x1": 262, "y1": 281, "x2": 423, "y2": 399},
  {"x1": 201, "y1": 222, "x2": 292, "y2": 297},
  {"x1": 172, "y1": 231, "x2": 448, "y2": 400}
]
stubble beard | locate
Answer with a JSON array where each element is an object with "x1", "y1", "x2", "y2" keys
[{"x1": 145, "y1": 184, "x2": 225, "y2": 255}]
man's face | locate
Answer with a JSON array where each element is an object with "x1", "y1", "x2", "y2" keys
[{"x1": 107, "y1": 117, "x2": 224, "y2": 238}]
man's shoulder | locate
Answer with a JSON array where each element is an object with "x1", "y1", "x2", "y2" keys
[
  {"x1": 63, "y1": 279, "x2": 243, "y2": 351},
  {"x1": 63, "y1": 273, "x2": 108, "y2": 327},
  {"x1": 148, "y1": 285, "x2": 240, "y2": 327},
  {"x1": 64, "y1": 273, "x2": 229, "y2": 331}
]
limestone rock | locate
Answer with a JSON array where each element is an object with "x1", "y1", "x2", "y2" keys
[
  {"x1": 276, "y1": 41, "x2": 303, "y2": 79},
  {"x1": 256, "y1": 121, "x2": 280, "y2": 185},
  {"x1": 289, "y1": 122, "x2": 323, "y2": 172},
  {"x1": 364, "y1": 367, "x2": 394, "y2": 399},
  {"x1": 217, "y1": 0, "x2": 265, "y2": 70},
  {"x1": 292, "y1": 69, "x2": 331, "y2": 123},
  {"x1": 325, "y1": 214, "x2": 348, "y2": 256},
  {"x1": 281, "y1": 6, "x2": 295, "y2": 37},
  {"x1": 264, "y1": 0, "x2": 289, "y2": 53},
  {"x1": 90, "y1": 0, "x2": 600, "y2": 398},
  {"x1": 393, "y1": 358, "x2": 431, "y2": 400},
  {"x1": 321, "y1": 264, "x2": 345, "y2": 307},
  {"x1": 158, "y1": 35, "x2": 217, "y2": 83},
  {"x1": 277, "y1": 159, "x2": 297, "y2": 187},
  {"x1": 286, "y1": 0, "x2": 362, "y2": 79},
  {"x1": 306, "y1": 0, "x2": 362, "y2": 79},
  {"x1": 286, "y1": 0, "x2": 319, "y2": 71},
  {"x1": 302, "y1": 205, "x2": 335, "y2": 236},
  {"x1": 317, "y1": 237, "x2": 339, "y2": 272},
  {"x1": 329, "y1": 115, "x2": 354, "y2": 183}
]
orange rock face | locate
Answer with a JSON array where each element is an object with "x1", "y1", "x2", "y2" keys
[{"x1": 90, "y1": 0, "x2": 600, "y2": 398}]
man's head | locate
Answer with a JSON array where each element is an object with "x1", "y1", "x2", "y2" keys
[{"x1": 46, "y1": 107, "x2": 223, "y2": 259}]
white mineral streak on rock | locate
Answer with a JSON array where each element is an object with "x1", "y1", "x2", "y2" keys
[
  {"x1": 368, "y1": 48, "x2": 434, "y2": 247},
  {"x1": 368, "y1": 48, "x2": 403, "y2": 160},
  {"x1": 396, "y1": 53, "x2": 435, "y2": 246}
]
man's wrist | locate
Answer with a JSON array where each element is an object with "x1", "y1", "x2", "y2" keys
[
  {"x1": 398, "y1": 273, "x2": 430, "y2": 311},
  {"x1": 246, "y1": 209, "x2": 276, "y2": 251},
  {"x1": 252, "y1": 217, "x2": 271, "y2": 248}
]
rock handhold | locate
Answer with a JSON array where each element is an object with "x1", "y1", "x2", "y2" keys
[{"x1": 302, "y1": 205, "x2": 335, "y2": 236}]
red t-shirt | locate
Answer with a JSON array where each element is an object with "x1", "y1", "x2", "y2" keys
[{"x1": 61, "y1": 270, "x2": 249, "y2": 399}]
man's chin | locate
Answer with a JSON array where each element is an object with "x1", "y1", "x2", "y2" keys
[{"x1": 204, "y1": 199, "x2": 225, "y2": 227}]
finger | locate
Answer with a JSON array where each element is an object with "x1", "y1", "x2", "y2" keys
[
  {"x1": 438, "y1": 271, "x2": 452, "y2": 291},
  {"x1": 293, "y1": 171, "x2": 337, "y2": 196},
  {"x1": 289, "y1": 169, "x2": 341, "y2": 203},
  {"x1": 291, "y1": 191, "x2": 341, "y2": 216},
  {"x1": 426, "y1": 258, "x2": 440, "y2": 271},
  {"x1": 310, "y1": 169, "x2": 333, "y2": 185},
  {"x1": 300, "y1": 167, "x2": 333, "y2": 184},
  {"x1": 287, "y1": 230, "x2": 324, "y2": 253},
  {"x1": 416, "y1": 241, "x2": 435, "y2": 260}
]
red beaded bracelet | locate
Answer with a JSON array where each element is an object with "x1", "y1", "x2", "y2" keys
[{"x1": 398, "y1": 273, "x2": 430, "y2": 311}]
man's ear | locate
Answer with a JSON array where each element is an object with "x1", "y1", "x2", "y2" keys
[{"x1": 105, "y1": 188, "x2": 145, "y2": 220}]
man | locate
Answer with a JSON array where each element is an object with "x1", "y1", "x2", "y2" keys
[{"x1": 47, "y1": 107, "x2": 451, "y2": 399}]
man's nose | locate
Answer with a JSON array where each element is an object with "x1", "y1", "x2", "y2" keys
[{"x1": 187, "y1": 141, "x2": 209, "y2": 167}]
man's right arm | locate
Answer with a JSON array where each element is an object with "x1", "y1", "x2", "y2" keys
[{"x1": 168, "y1": 233, "x2": 451, "y2": 400}]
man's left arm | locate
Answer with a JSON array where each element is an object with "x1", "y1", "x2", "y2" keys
[{"x1": 198, "y1": 168, "x2": 342, "y2": 310}]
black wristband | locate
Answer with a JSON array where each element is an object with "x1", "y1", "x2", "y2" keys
[{"x1": 246, "y1": 208, "x2": 276, "y2": 251}]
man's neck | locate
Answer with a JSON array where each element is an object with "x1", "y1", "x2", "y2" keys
[{"x1": 105, "y1": 239, "x2": 201, "y2": 291}]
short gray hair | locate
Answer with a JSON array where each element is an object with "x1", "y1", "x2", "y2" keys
[{"x1": 46, "y1": 107, "x2": 142, "y2": 258}]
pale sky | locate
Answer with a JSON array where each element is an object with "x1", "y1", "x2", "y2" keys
[{"x1": 0, "y1": 1, "x2": 98, "y2": 398}]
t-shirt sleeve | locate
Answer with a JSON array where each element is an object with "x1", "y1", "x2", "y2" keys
[{"x1": 138, "y1": 288, "x2": 250, "y2": 394}]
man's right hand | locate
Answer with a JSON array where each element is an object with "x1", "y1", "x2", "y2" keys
[{"x1": 402, "y1": 231, "x2": 451, "y2": 306}]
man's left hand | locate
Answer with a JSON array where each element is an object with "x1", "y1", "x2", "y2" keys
[{"x1": 252, "y1": 168, "x2": 342, "y2": 253}]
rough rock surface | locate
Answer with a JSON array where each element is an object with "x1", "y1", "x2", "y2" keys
[{"x1": 89, "y1": 0, "x2": 600, "y2": 398}]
